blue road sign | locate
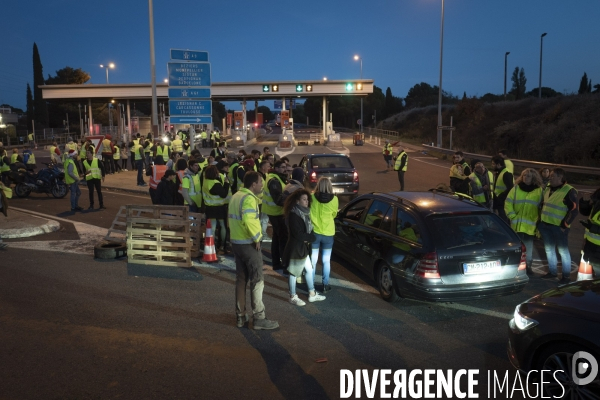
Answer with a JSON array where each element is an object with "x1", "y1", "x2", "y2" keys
[
  {"x1": 169, "y1": 116, "x2": 213, "y2": 124},
  {"x1": 170, "y1": 49, "x2": 209, "y2": 61},
  {"x1": 169, "y1": 100, "x2": 212, "y2": 116},
  {"x1": 168, "y1": 88, "x2": 211, "y2": 98},
  {"x1": 273, "y1": 99, "x2": 296, "y2": 110},
  {"x1": 168, "y1": 62, "x2": 211, "y2": 87}
]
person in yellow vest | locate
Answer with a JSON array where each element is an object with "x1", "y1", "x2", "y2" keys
[
  {"x1": 393, "y1": 145, "x2": 408, "y2": 191},
  {"x1": 468, "y1": 161, "x2": 494, "y2": 209},
  {"x1": 449, "y1": 151, "x2": 471, "y2": 196},
  {"x1": 227, "y1": 152, "x2": 241, "y2": 194},
  {"x1": 120, "y1": 141, "x2": 129, "y2": 171},
  {"x1": 580, "y1": 188, "x2": 600, "y2": 278},
  {"x1": 28, "y1": 132, "x2": 35, "y2": 149},
  {"x1": 143, "y1": 133, "x2": 153, "y2": 169},
  {"x1": 100, "y1": 136, "x2": 114, "y2": 174},
  {"x1": 263, "y1": 160, "x2": 289, "y2": 272},
  {"x1": 210, "y1": 142, "x2": 227, "y2": 159},
  {"x1": 499, "y1": 149, "x2": 514, "y2": 174},
  {"x1": 83, "y1": 150, "x2": 106, "y2": 210},
  {"x1": 10, "y1": 148, "x2": 19, "y2": 164},
  {"x1": 64, "y1": 150, "x2": 83, "y2": 212},
  {"x1": 174, "y1": 158, "x2": 188, "y2": 205},
  {"x1": 228, "y1": 171, "x2": 279, "y2": 330},
  {"x1": 131, "y1": 133, "x2": 141, "y2": 172},
  {"x1": 505, "y1": 168, "x2": 544, "y2": 276},
  {"x1": 491, "y1": 155, "x2": 514, "y2": 224},
  {"x1": 171, "y1": 134, "x2": 184, "y2": 157},
  {"x1": 64, "y1": 136, "x2": 79, "y2": 164},
  {"x1": 257, "y1": 159, "x2": 271, "y2": 241},
  {"x1": 154, "y1": 140, "x2": 170, "y2": 162},
  {"x1": 49, "y1": 141, "x2": 61, "y2": 164},
  {"x1": 133, "y1": 138, "x2": 146, "y2": 186},
  {"x1": 112, "y1": 143, "x2": 122, "y2": 173},
  {"x1": 202, "y1": 165, "x2": 230, "y2": 252},
  {"x1": 147, "y1": 155, "x2": 168, "y2": 204},
  {"x1": 538, "y1": 168, "x2": 579, "y2": 284},
  {"x1": 200, "y1": 129, "x2": 208, "y2": 148},
  {"x1": 0, "y1": 147, "x2": 10, "y2": 185},
  {"x1": 23, "y1": 149, "x2": 36, "y2": 171},
  {"x1": 383, "y1": 140, "x2": 394, "y2": 170},
  {"x1": 181, "y1": 158, "x2": 202, "y2": 213}
]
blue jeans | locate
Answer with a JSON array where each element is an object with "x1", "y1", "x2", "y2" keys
[
  {"x1": 538, "y1": 222, "x2": 571, "y2": 277},
  {"x1": 517, "y1": 232, "x2": 534, "y2": 268},
  {"x1": 311, "y1": 233, "x2": 334, "y2": 285},
  {"x1": 70, "y1": 182, "x2": 81, "y2": 209},
  {"x1": 136, "y1": 160, "x2": 144, "y2": 184},
  {"x1": 289, "y1": 256, "x2": 315, "y2": 295},
  {"x1": 209, "y1": 218, "x2": 227, "y2": 247}
]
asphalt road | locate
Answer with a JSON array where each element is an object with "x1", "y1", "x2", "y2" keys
[{"x1": 0, "y1": 136, "x2": 590, "y2": 399}]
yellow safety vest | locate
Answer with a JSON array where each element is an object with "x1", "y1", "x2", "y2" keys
[
  {"x1": 64, "y1": 159, "x2": 78, "y2": 185},
  {"x1": 505, "y1": 186, "x2": 543, "y2": 235},
  {"x1": 171, "y1": 139, "x2": 183, "y2": 152},
  {"x1": 10, "y1": 153, "x2": 18, "y2": 164},
  {"x1": 262, "y1": 173, "x2": 285, "y2": 216},
  {"x1": 393, "y1": 151, "x2": 408, "y2": 171},
  {"x1": 468, "y1": 171, "x2": 494, "y2": 204},
  {"x1": 49, "y1": 145, "x2": 57, "y2": 159},
  {"x1": 83, "y1": 158, "x2": 102, "y2": 180},
  {"x1": 156, "y1": 145, "x2": 169, "y2": 158},
  {"x1": 113, "y1": 146, "x2": 120, "y2": 160},
  {"x1": 584, "y1": 210, "x2": 600, "y2": 246},
  {"x1": 228, "y1": 188, "x2": 262, "y2": 244},
  {"x1": 202, "y1": 177, "x2": 225, "y2": 206},
  {"x1": 494, "y1": 168, "x2": 512, "y2": 197},
  {"x1": 134, "y1": 143, "x2": 143, "y2": 161},
  {"x1": 541, "y1": 184, "x2": 575, "y2": 226},
  {"x1": 79, "y1": 145, "x2": 87, "y2": 159},
  {"x1": 221, "y1": 173, "x2": 232, "y2": 204},
  {"x1": 28, "y1": 133, "x2": 34, "y2": 141},
  {"x1": 504, "y1": 159, "x2": 514, "y2": 174},
  {"x1": 26, "y1": 153, "x2": 36, "y2": 165},
  {"x1": 383, "y1": 143, "x2": 393, "y2": 155},
  {"x1": 200, "y1": 131, "x2": 207, "y2": 139},
  {"x1": 228, "y1": 162, "x2": 240, "y2": 191},
  {"x1": 182, "y1": 172, "x2": 202, "y2": 206}
]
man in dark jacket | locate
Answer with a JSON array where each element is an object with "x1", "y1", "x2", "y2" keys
[
  {"x1": 491, "y1": 155, "x2": 514, "y2": 224},
  {"x1": 264, "y1": 160, "x2": 289, "y2": 272},
  {"x1": 156, "y1": 169, "x2": 178, "y2": 205}
]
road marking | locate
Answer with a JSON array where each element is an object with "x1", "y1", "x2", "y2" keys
[{"x1": 411, "y1": 157, "x2": 449, "y2": 169}]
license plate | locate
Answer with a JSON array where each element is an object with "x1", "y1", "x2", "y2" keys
[
  {"x1": 333, "y1": 188, "x2": 344, "y2": 193},
  {"x1": 463, "y1": 260, "x2": 501, "y2": 274}
]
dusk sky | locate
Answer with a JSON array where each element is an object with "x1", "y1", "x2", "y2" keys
[{"x1": 1, "y1": 0, "x2": 599, "y2": 112}]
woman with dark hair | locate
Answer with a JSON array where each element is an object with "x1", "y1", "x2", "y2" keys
[
  {"x1": 283, "y1": 188, "x2": 326, "y2": 306},
  {"x1": 539, "y1": 167, "x2": 551, "y2": 188},
  {"x1": 202, "y1": 165, "x2": 230, "y2": 252}
]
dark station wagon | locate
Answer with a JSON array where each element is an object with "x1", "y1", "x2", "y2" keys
[
  {"x1": 333, "y1": 190, "x2": 529, "y2": 302},
  {"x1": 299, "y1": 154, "x2": 359, "y2": 199}
]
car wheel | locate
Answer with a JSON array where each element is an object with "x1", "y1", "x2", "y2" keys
[
  {"x1": 94, "y1": 241, "x2": 127, "y2": 259},
  {"x1": 534, "y1": 342, "x2": 600, "y2": 399},
  {"x1": 377, "y1": 263, "x2": 401, "y2": 302}
]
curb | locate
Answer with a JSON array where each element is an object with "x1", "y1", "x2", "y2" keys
[
  {"x1": 102, "y1": 185, "x2": 150, "y2": 196},
  {"x1": 0, "y1": 219, "x2": 61, "y2": 239}
]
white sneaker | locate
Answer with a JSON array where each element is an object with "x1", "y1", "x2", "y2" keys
[
  {"x1": 289, "y1": 294, "x2": 306, "y2": 306},
  {"x1": 123, "y1": 169, "x2": 128, "y2": 171},
  {"x1": 262, "y1": 236, "x2": 272, "y2": 242},
  {"x1": 308, "y1": 292, "x2": 326, "y2": 302}
]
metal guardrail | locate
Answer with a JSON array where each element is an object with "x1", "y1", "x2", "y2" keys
[{"x1": 421, "y1": 144, "x2": 600, "y2": 176}]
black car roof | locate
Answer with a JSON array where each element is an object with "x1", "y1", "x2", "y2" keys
[
  {"x1": 371, "y1": 191, "x2": 487, "y2": 215},
  {"x1": 305, "y1": 153, "x2": 350, "y2": 157}
]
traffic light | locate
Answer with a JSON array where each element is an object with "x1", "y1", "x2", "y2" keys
[
  {"x1": 306, "y1": 84, "x2": 313, "y2": 92},
  {"x1": 345, "y1": 83, "x2": 355, "y2": 91},
  {"x1": 295, "y1": 84, "x2": 303, "y2": 92},
  {"x1": 272, "y1": 84, "x2": 279, "y2": 92},
  {"x1": 262, "y1": 85, "x2": 270, "y2": 92}
]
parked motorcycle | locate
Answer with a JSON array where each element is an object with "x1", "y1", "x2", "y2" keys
[{"x1": 14, "y1": 162, "x2": 68, "y2": 199}]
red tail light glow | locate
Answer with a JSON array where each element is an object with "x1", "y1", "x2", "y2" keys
[
  {"x1": 416, "y1": 252, "x2": 441, "y2": 279},
  {"x1": 518, "y1": 243, "x2": 527, "y2": 271},
  {"x1": 353, "y1": 171, "x2": 359, "y2": 182},
  {"x1": 309, "y1": 171, "x2": 317, "y2": 183}
]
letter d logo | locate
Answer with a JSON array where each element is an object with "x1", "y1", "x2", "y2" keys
[{"x1": 572, "y1": 351, "x2": 598, "y2": 386}]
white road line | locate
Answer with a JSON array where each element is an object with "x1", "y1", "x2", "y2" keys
[{"x1": 411, "y1": 158, "x2": 449, "y2": 169}]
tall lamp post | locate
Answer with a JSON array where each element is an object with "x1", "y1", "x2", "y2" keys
[
  {"x1": 539, "y1": 32, "x2": 547, "y2": 98},
  {"x1": 436, "y1": 0, "x2": 445, "y2": 147},
  {"x1": 100, "y1": 63, "x2": 115, "y2": 84},
  {"x1": 354, "y1": 55, "x2": 363, "y2": 132},
  {"x1": 504, "y1": 52, "x2": 510, "y2": 100}
]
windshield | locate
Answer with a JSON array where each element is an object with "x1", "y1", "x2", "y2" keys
[{"x1": 428, "y1": 213, "x2": 517, "y2": 250}]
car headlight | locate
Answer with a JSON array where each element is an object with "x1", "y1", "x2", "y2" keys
[{"x1": 513, "y1": 304, "x2": 538, "y2": 331}]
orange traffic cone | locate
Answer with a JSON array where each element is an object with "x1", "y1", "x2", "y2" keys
[
  {"x1": 577, "y1": 253, "x2": 594, "y2": 281},
  {"x1": 202, "y1": 219, "x2": 218, "y2": 262}
]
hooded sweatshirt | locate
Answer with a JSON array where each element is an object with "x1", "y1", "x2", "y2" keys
[{"x1": 310, "y1": 191, "x2": 339, "y2": 236}]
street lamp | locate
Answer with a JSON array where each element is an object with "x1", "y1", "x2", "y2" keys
[
  {"x1": 539, "y1": 32, "x2": 547, "y2": 98},
  {"x1": 436, "y1": 0, "x2": 445, "y2": 147},
  {"x1": 354, "y1": 55, "x2": 363, "y2": 132},
  {"x1": 323, "y1": 77, "x2": 327, "y2": 81},
  {"x1": 99, "y1": 63, "x2": 115, "y2": 84},
  {"x1": 504, "y1": 52, "x2": 510, "y2": 100}
]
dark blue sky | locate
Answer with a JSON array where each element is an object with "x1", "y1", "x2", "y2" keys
[{"x1": 1, "y1": 0, "x2": 598, "y2": 111}]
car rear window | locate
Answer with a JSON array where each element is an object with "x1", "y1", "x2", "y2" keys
[
  {"x1": 428, "y1": 213, "x2": 516, "y2": 250},
  {"x1": 310, "y1": 156, "x2": 352, "y2": 169}
]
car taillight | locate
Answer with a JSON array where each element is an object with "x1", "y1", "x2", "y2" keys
[
  {"x1": 309, "y1": 171, "x2": 317, "y2": 183},
  {"x1": 416, "y1": 252, "x2": 440, "y2": 279},
  {"x1": 518, "y1": 243, "x2": 527, "y2": 271},
  {"x1": 353, "y1": 171, "x2": 359, "y2": 182}
]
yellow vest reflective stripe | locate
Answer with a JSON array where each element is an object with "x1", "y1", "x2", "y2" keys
[
  {"x1": 134, "y1": 143, "x2": 143, "y2": 160},
  {"x1": 504, "y1": 186, "x2": 542, "y2": 235},
  {"x1": 149, "y1": 165, "x2": 167, "y2": 189},
  {"x1": 202, "y1": 177, "x2": 225, "y2": 206},
  {"x1": 262, "y1": 173, "x2": 285, "y2": 216},
  {"x1": 394, "y1": 151, "x2": 408, "y2": 171},
  {"x1": 584, "y1": 211, "x2": 600, "y2": 245},
  {"x1": 171, "y1": 139, "x2": 183, "y2": 152},
  {"x1": 541, "y1": 184, "x2": 575, "y2": 226},
  {"x1": 183, "y1": 172, "x2": 202, "y2": 206},
  {"x1": 84, "y1": 159, "x2": 101, "y2": 180},
  {"x1": 228, "y1": 189, "x2": 262, "y2": 244},
  {"x1": 469, "y1": 171, "x2": 494, "y2": 204},
  {"x1": 64, "y1": 159, "x2": 78, "y2": 184},
  {"x1": 494, "y1": 169, "x2": 511, "y2": 197},
  {"x1": 113, "y1": 146, "x2": 120, "y2": 160}
]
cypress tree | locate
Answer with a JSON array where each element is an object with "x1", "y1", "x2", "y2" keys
[
  {"x1": 32, "y1": 42, "x2": 48, "y2": 127},
  {"x1": 26, "y1": 83, "x2": 34, "y2": 131},
  {"x1": 578, "y1": 72, "x2": 589, "y2": 94}
]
